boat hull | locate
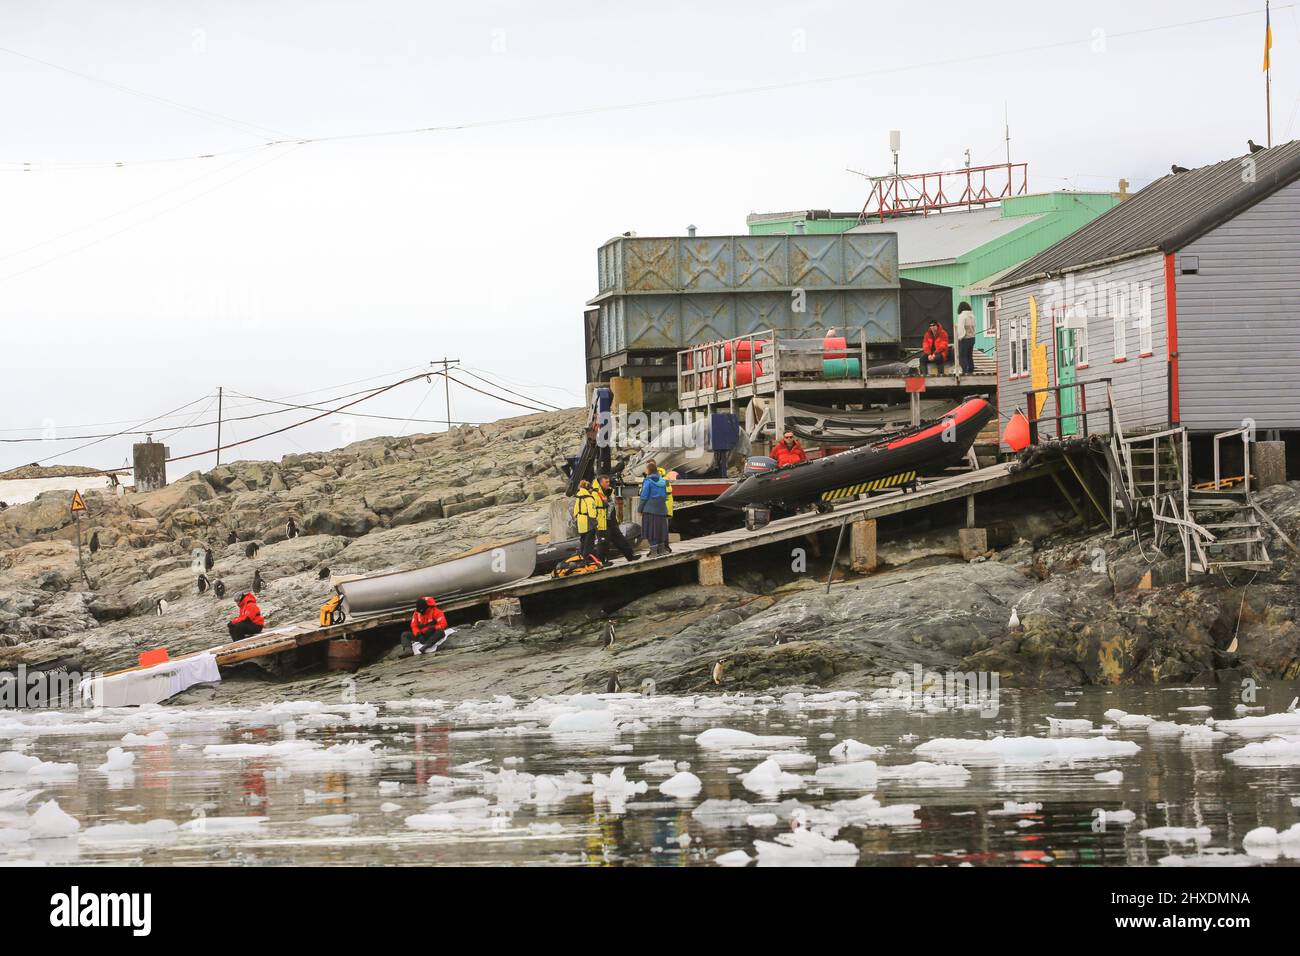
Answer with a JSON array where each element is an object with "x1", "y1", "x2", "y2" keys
[
  {"x1": 338, "y1": 537, "x2": 537, "y2": 616},
  {"x1": 714, "y1": 397, "x2": 994, "y2": 511},
  {"x1": 535, "y1": 523, "x2": 642, "y2": 574}
]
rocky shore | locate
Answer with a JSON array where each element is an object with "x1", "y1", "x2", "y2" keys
[{"x1": 2, "y1": 407, "x2": 1299, "y2": 704}]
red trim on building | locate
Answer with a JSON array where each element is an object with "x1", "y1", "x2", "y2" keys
[
  {"x1": 1112, "y1": 357, "x2": 1127, "y2": 364},
  {"x1": 1164, "y1": 253, "x2": 1180, "y2": 423}
]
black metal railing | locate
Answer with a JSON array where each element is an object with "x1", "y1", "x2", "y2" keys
[{"x1": 1025, "y1": 378, "x2": 1114, "y2": 446}]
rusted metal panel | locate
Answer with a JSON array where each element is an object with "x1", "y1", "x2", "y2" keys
[
  {"x1": 789, "y1": 235, "x2": 842, "y2": 287},
  {"x1": 842, "y1": 233, "x2": 898, "y2": 287},
  {"x1": 680, "y1": 236, "x2": 731, "y2": 290},
  {"x1": 623, "y1": 296, "x2": 680, "y2": 349},
  {"x1": 625, "y1": 238, "x2": 677, "y2": 290},
  {"x1": 680, "y1": 293, "x2": 735, "y2": 342},
  {"x1": 734, "y1": 235, "x2": 788, "y2": 288},
  {"x1": 736, "y1": 293, "x2": 792, "y2": 335}
]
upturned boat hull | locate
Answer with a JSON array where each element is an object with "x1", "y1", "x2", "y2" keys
[
  {"x1": 714, "y1": 397, "x2": 994, "y2": 511},
  {"x1": 338, "y1": 537, "x2": 537, "y2": 616}
]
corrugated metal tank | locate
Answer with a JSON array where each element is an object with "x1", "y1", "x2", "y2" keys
[{"x1": 588, "y1": 233, "x2": 901, "y2": 354}]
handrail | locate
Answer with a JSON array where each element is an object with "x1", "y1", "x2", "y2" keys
[{"x1": 1212, "y1": 426, "x2": 1254, "y2": 494}]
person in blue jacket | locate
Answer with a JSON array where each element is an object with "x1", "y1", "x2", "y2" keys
[{"x1": 639, "y1": 460, "x2": 671, "y2": 557}]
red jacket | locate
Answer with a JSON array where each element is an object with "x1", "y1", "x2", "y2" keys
[
  {"x1": 411, "y1": 599, "x2": 448, "y2": 637},
  {"x1": 230, "y1": 593, "x2": 264, "y2": 627},
  {"x1": 773, "y1": 440, "x2": 808, "y2": 467},
  {"x1": 923, "y1": 326, "x2": 949, "y2": 360}
]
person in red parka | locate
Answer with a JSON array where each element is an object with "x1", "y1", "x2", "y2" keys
[
  {"x1": 772, "y1": 431, "x2": 808, "y2": 467},
  {"x1": 403, "y1": 596, "x2": 448, "y2": 657},
  {"x1": 228, "y1": 591, "x2": 264, "y2": 640},
  {"x1": 921, "y1": 320, "x2": 950, "y2": 376}
]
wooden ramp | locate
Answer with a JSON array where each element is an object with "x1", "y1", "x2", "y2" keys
[{"x1": 107, "y1": 460, "x2": 1058, "y2": 679}]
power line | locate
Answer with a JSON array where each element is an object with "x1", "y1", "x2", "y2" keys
[
  {"x1": 455, "y1": 367, "x2": 563, "y2": 410},
  {"x1": 19, "y1": 393, "x2": 212, "y2": 467},
  {"x1": 445, "y1": 374, "x2": 554, "y2": 414},
  {"x1": 0, "y1": 44, "x2": 292, "y2": 141},
  {"x1": 3, "y1": 7, "x2": 1287, "y2": 172}
]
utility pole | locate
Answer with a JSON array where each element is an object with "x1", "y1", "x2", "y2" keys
[
  {"x1": 435, "y1": 358, "x2": 460, "y2": 432},
  {"x1": 215, "y1": 386, "x2": 224, "y2": 466}
]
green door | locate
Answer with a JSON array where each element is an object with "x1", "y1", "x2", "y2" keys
[{"x1": 1056, "y1": 326, "x2": 1078, "y2": 437}]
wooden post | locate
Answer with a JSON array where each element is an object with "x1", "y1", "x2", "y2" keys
[
  {"x1": 850, "y1": 517, "x2": 877, "y2": 573},
  {"x1": 966, "y1": 494, "x2": 976, "y2": 529},
  {"x1": 697, "y1": 553, "x2": 725, "y2": 587}
]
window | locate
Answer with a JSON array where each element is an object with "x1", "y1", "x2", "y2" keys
[
  {"x1": 1110, "y1": 286, "x2": 1127, "y2": 362},
  {"x1": 1076, "y1": 323, "x2": 1090, "y2": 367},
  {"x1": 1008, "y1": 315, "x2": 1020, "y2": 377},
  {"x1": 1136, "y1": 284, "x2": 1153, "y2": 355}
]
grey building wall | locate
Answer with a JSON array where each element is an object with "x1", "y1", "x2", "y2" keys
[
  {"x1": 1175, "y1": 177, "x2": 1300, "y2": 431},
  {"x1": 994, "y1": 250, "x2": 1170, "y2": 450}
]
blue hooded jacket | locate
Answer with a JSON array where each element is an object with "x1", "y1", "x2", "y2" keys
[{"x1": 639, "y1": 472, "x2": 668, "y2": 516}]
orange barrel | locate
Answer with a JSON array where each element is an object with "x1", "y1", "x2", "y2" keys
[
  {"x1": 734, "y1": 360, "x2": 764, "y2": 386},
  {"x1": 1003, "y1": 412, "x2": 1031, "y2": 452},
  {"x1": 326, "y1": 638, "x2": 363, "y2": 672},
  {"x1": 723, "y1": 339, "x2": 756, "y2": 362},
  {"x1": 823, "y1": 329, "x2": 848, "y2": 360}
]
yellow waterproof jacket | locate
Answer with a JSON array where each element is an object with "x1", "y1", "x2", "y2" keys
[
  {"x1": 657, "y1": 467, "x2": 674, "y2": 517},
  {"x1": 591, "y1": 487, "x2": 610, "y2": 531},
  {"x1": 573, "y1": 488, "x2": 599, "y2": 533}
]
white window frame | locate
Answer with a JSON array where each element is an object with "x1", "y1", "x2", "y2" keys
[
  {"x1": 1136, "y1": 284, "x2": 1153, "y2": 356},
  {"x1": 1008, "y1": 315, "x2": 1019, "y2": 377},
  {"x1": 1110, "y1": 287, "x2": 1128, "y2": 362}
]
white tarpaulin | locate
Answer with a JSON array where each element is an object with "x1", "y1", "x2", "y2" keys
[{"x1": 80, "y1": 652, "x2": 221, "y2": 708}]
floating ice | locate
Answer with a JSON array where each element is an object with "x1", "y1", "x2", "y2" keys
[
  {"x1": 179, "y1": 816, "x2": 268, "y2": 833},
  {"x1": 1211, "y1": 712, "x2": 1300, "y2": 737},
  {"x1": 754, "y1": 828, "x2": 859, "y2": 864},
  {"x1": 766, "y1": 752, "x2": 817, "y2": 770},
  {"x1": 1139, "y1": 826, "x2": 1212, "y2": 843},
  {"x1": 829, "y1": 739, "x2": 884, "y2": 761},
  {"x1": 1094, "y1": 770, "x2": 1124, "y2": 784},
  {"x1": 1242, "y1": 824, "x2": 1300, "y2": 847},
  {"x1": 1045, "y1": 717, "x2": 1093, "y2": 734},
  {"x1": 696, "y1": 728, "x2": 804, "y2": 751},
  {"x1": 97, "y1": 747, "x2": 136, "y2": 773},
  {"x1": 742, "y1": 758, "x2": 804, "y2": 795},
  {"x1": 989, "y1": 801, "x2": 1042, "y2": 816},
  {"x1": 746, "y1": 813, "x2": 778, "y2": 828},
  {"x1": 715, "y1": 849, "x2": 753, "y2": 866},
  {"x1": 81, "y1": 820, "x2": 178, "y2": 842},
  {"x1": 121, "y1": 731, "x2": 169, "y2": 745},
  {"x1": 1095, "y1": 809, "x2": 1136, "y2": 826},
  {"x1": 638, "y1": 759, "x2": 676, "y2": 775},
  {"x1": 1224, "y1": 737, "x2": 1300, "y2": 767},
  {"x1": 0, "y1": 788, "x2": 40, "y2": 810},
  {"x1": 914, "y1": 735, "x2": 1140, "y2": 765},
  {"x1": 1177, "y1": 705, "x2": 1212, "y2": 713},
  {"x1": 380, "y1": 802, "x2": 402, "y2": 813},
  {"x1": 28, "y1": 800, "x2": 80, "y2": 839},
  {"x1": 304, "y1": 814, "x2": 357, "y2": 828},
  {"x1": 878, "y1": 761, "x2": 970, "y2": 784},
  {"x1": 813, "y1": 761, "x2": 879, "y2": 789},
  {"x1": 658, "y1": 771, "x2": 703, "y2": 799},
  {"x1": 547, "y1": 710, "x2": 617, "y2": 734}
]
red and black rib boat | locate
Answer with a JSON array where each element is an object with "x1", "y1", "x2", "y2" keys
[{"x1": 713, "y1": 397, "x2": 994, "y2": 512}]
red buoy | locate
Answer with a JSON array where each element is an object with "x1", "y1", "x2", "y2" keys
[{"x1": 1003, "y1": 411, "x2": 1031, "y2": 452}]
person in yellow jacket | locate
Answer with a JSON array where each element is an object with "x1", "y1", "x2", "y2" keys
[
  {"x1": 657, "y1": 466, "x2": 674, "y2": 518},
  {"x1": 572, "y1": 479, "x2": 600, "y2": 560}
]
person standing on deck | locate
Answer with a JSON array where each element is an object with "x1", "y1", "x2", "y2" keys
[
  {"x1": 596, "y1": 475, "x2": 640, "y2": 563},
  {"x1": 639, "y1": 461, "x2": 671, "y2": 557},
  {"x1": 227, "y1": 591, "x2": 264, "y2": 640},
  {"x1": 920, "y1": 320, "x2": 949, "y2": 376},
  {"x1": 402, "y1": 596, "x2": 448, "y2": 657},
  {"x1": 956, "y1": 302, "x2": 977, "y2": 375},
  {"x1": 573, "y1": 479, "x2": 600, "y2": 560}
]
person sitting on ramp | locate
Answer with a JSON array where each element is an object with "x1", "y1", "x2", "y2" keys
[
  {"x1": 227, "y1": 591, "x2": 265, "y2": 640},
  {"x1": 403, "y1": 596, "x2": 448, "y2": 657}
]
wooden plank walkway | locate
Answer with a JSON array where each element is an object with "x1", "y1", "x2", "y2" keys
[{"x1": 109, "y1": 459, "x2": 1058, "y2": 678}]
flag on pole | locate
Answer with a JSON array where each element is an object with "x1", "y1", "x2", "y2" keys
[{"x1": 1264, "y1": 1, "x2": 1273, "y2": 72}]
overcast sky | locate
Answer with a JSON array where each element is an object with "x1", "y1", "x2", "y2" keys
[{"x1": 1, "y1": 0, "x2": 1293, "y2": 476}]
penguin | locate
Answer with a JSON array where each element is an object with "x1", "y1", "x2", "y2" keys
[
  {"x1": 601, "y1": 621, "x2": 615, "y2": 651},
  {"x1": 197, "y1": 573, "x2": 209, "y2": 595},
  {"x1": 1248, "y1": 139, "x2": 1265, "y2": 154},
  {"x1": 226, "y1": 530, "x2": 237, "y2": 545},
  {"x1": 1171, "y1": 164, "x2": 1190, "y2": 174},
  {"x1": 1008, "y1": 607, "x2": 1021, "y2": 630},
  {"x1": 605, "y1": 673, "x2": 620, "y2": 694},
  {"x1": 318, "y1": 566, "x2": 330, "y2": 580},
  {"x1": 212, "y1": 579, "x2": 226, "y2": 599},
  {"x1": 1288, "y1": 696, "x2": 1298, "y2": 714},
  {"x1": 88, "y1": 531, "x2": 99, "y2": 556},
  {"x1": 252, "y1": 568, "x2": 264, "y2": 593},
  {"x1": 155, "y1": 598, "x2": 168, "y2": 616},
  {"x1": 204, "y1": 548, "x2": 214, "y2": 572},
  {"x1": 286, "y1": 517, "x2": 299, "y2": 539},
  {"x1": 712, "y1": 659, "x2": 725, "y2": 686},
  {"x1": 245, "y1": 542, "x2": 259, "y2": 559},
  {"x1": 639, "y1": 678, "x2": 656, "y2": 697}
]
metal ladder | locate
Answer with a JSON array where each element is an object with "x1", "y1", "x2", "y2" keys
[{"x1": 1185, "y1": 427, "x2": 1273, "y2": 573}]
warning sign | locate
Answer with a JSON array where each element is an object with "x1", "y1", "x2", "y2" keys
[{"x1": 70, "y1": 490, "x2": 87, "y2": 513}]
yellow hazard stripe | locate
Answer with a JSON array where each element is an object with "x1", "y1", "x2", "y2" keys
[{"x1": 820, "y1": 471, "x2": 918, "y2": 501}]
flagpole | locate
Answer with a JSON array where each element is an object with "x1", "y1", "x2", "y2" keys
[{"x1": 1267, "y1": 0, "x2": 1273, "y2": 147}]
